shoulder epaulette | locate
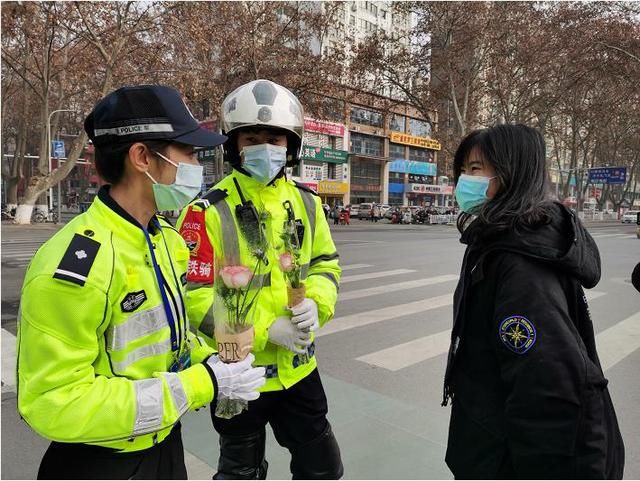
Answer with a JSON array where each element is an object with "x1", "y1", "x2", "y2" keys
[
  {"x1": 52, "y1": 233, "x2": 101, "y2": 287},
  {"x1": 194, "y1": 189, "x2": 228, "y2": 209},
  {"x1": 293, "y1": 181, "x2": 319, "y2": 196}
]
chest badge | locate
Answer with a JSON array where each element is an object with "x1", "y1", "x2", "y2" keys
[
  {"x1": 499, "y1": 315, "x2": 536, "y2": 354},
  {"x1": 121, "y1": 290, "x2": 148, "y2": 313}
]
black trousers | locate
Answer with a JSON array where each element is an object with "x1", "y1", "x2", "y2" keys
[
  {"x1": 38, "y1": 423, "x2": 187, "y2": 480},
  {"x1": 212, "y1": 369, "x2": 329, "y2": 448}
]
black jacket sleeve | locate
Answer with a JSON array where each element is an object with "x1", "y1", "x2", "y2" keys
[
  {"x1": 632, "y1": 261, "x2": 640, "y2": 293},
  {"x1": 491, "y1": 254, "x2": 607, "y2": 478}
]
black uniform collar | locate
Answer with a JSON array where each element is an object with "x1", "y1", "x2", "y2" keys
[{"x1": 97, "y1": 185, "x2": 160, "y2": 234}]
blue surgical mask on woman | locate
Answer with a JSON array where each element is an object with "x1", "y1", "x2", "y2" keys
[
  {"x1": 241, "y1": 144, "x2": 287, "y2": 184},
  {"x1": 145, "y1": 151, "x2": 203, "y2": 212},
  {"x1": 455, "y1": 174, "x2": 497, "y2": 213}
]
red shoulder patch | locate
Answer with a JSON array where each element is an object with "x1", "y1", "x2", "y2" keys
[{"x1": 179, "y1": 207, "x2": 214, "y2": 284}]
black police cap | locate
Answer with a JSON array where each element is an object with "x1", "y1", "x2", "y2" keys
[{"x1": 84, "y1": 85, "x2": 227, "y2": 148}]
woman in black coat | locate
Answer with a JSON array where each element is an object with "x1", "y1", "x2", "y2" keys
[{"x1": 443, "y1": 124, "x2": 625, "y2": 479}]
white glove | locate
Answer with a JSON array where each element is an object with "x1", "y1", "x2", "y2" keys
[
  {"x1": 290, "y1": 298, "x2": 320, "y2": 332},
  {"x1": 206, "y1": 353, "x2": 266, "y2": 401},
  {"x1": 268, "y1": 316, "x2": 312, "y2": 354}
]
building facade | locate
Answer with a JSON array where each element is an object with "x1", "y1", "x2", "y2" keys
[
  {"x1": 291, "y1": 118, "x2": 350, "y2": 206},
  {"x1": 342, "y1": 89, "x2": 443, "y2": 207}
]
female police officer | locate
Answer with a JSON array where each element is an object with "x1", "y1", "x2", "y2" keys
[
  {"x1": 443, "y1": 124, "x2": 624, "y2": 479},
  {"x1": 17, "y1": 85, "x2": 265, "y2": 479}
]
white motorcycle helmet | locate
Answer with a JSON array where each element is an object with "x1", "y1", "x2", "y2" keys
[{"x1": 220, "y1": 79, "x2": 304, "y2": 167}]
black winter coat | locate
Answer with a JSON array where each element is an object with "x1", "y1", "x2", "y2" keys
[{"x1": 443, "y1": 203, "x2": 625, "y2": 479}]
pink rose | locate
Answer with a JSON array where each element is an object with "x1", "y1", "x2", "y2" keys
[
  {"x1": 220, "y1": 266, "x2": 252, "y2": 289},
  {"x1": 279, "y1": 253, "x2": 295, "y2": 273}
]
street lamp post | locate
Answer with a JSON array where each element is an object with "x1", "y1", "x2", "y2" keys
[{"x1": 47, "y1": 109, "x2": 75, "y2": 222}]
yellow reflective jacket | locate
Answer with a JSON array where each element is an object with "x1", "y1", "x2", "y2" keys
[
  {"x1": 17, "y1": 187, "x2": 215, "y2": 453},
  {"x1": 178, "y1": 170, "x2": 341, "y2": 391}
]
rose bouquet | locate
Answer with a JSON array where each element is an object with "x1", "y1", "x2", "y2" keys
[
  {"x1": 278, "y1": 218, "x2": 312, "y2": 365},
  {"x1": 213, "y1": 261, "x2": 265, "y2": 419},
  {"x1": 279, "y1": 220, "x2": 305, "y2": 308}
]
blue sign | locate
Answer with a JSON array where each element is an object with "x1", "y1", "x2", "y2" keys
[
  {"x1": 588, "y1": 167, "x2": 627, "y2": 185},
  {"x1": 388, "y1": 183, "x2": 405, "y2": 193},
  {"x1": 389, "y1": 159, "x2": 437, "y2": 176},
  {"x1": 52, "y1": 140, "x2": 65, "y2": 159}
]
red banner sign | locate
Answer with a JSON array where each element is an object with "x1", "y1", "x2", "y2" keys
[
  {"x1": 199, "y1": 119, "x2": 218, "y2": 132},
  {"x1": 304, "y1": 118, "x2": 345, "y2": 137}
]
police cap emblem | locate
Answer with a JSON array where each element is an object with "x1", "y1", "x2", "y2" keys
[{"x1": 499, "y1": 315, "x2": 536, "y2": 354}]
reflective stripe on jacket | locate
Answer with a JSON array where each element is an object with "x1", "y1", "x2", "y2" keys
[
  {"x1": 17, "y1": 187, "x2": 215, "y2": 452},
  {"x1": 179, "y1": 170, "x2": 341, "y2": 390}
]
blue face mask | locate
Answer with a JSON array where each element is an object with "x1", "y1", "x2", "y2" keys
[
  {"x1": 455, "y1": 174, "x2": 497, "y2": 213},
  {"x1": 146, "y1": 152, "x2": 203, "y2": 212},
  {"x1": 241, "y1": 144, "x2": 287, "y2": 184}
]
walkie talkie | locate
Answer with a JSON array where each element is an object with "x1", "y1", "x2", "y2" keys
[{"x1": 233, "y1": 178, "x2": 266, "y2": 262}]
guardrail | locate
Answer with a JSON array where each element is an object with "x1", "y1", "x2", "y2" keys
[
  {"x1": 428, "y1": 214, "x2": 457, "y2": 225},
  {"x1": 578, "y1": 211, "x2": 619, "y2": 221}
]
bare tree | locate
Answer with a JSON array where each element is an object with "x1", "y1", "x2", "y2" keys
[
  {"x1": 1, "y1": 1, "x2": 170, "y2": 223},
  {"x1": 164, "y1": 1, "x2": 345, "y2": 120}
]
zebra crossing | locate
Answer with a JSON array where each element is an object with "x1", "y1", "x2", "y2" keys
[
  {"x1": 1, "y1": 326, "x2": 16, "y2": 393},
  {"x1": 1, "y1": 236, "x2": 47, "y2": 268},
  {"x1": 329, "y1": 263, "x2": 640, "y2": 375},
  {"x1": 590, "y1": 230, "x2": 637, "y2": 239},
  {"x1": 3, "y1": 261, "x2": 639, "y2": 394}
]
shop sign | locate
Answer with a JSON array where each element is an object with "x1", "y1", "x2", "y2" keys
[
  {"x1": 389, "y1": 183, "x2": 405, "y2": 194},
  {"x1": 351, "y1": 183, "x2": 382, "y2": 192},
  {"x1": 303, "y1": 182, "x2": 318, "y2": 191},
  {"x1": 304, "y1": 118, "x2": 345, "y2": 137},
  {"x1": 197, "y1": 120, "x2": 220, "y2": 162},
  {"x1": 301, "y1": 145, "x2": 348, "y2": 164},
  {"x1": 199, "y1": 119, "x2": 218, "y2": 131},
  {"x1": 389, "y1": 159, "x2": 437, "y2": 176},
  {"x1": 303, "y1": 164, "x2": 323, "y2": 181},
  {"x1": 197, "y1": 148, "x2": 217, "y2": 162},
  {"x1": 390, "y1": 131, "x2": 441, "y2": 151},
  {"x1": 318, "y1": 181, "x2": 349, "y2": 194},
  {"x1": 410, "y1": 184, "x2": 446, "y2": 194}
]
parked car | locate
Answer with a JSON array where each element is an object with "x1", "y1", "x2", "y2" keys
[
  {"x1": 359, "y1": 202, "x2": 374, "y2": 219},
  {"x1": 384, "y1": 205, "x2": 402, "y2": 219},
  {"x1": 622, "y1": 210, "x2": 640, "y2": 223},
  {"x1": 377, "y1": 204, "x2": 391, "y2": 216},
  {"x1": 346, "y1": 204, "x2": 359, "y2": 218}
]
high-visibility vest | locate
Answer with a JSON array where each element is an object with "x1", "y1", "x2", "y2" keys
[
  {"x1": 17, "y1": 187, "x2": 215, "y2": 452},
  {"x1": 178, "y1": 170, "x2": 341, "y2": 390}
]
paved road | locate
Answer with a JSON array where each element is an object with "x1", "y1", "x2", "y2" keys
[{"x1": 2, "y1": 220, "x2": 639, "y2": 479}]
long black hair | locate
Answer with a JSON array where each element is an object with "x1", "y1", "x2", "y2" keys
[{"x1": 453, "y1": 124, "x2": 552, "y2": 234}]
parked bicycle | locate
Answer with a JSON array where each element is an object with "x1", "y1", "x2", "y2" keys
[
  {"x1": 1, "y1": 205, "x2": 16, "y2": 221},
  {"x1": 1, "y1": 205, "x2": 58, "y2": 223}
]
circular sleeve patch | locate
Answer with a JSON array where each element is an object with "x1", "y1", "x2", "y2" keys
[{"x1": 498, "y1": 315, "x2": 536, "y2": 354}]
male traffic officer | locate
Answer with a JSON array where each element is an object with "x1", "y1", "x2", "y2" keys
[
  {"x1": 17, "y1": 85, "x2": 266, "y2": 479},
  {"x1": 178, "y1": 79, "x2": 343, "y2": 479}
]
